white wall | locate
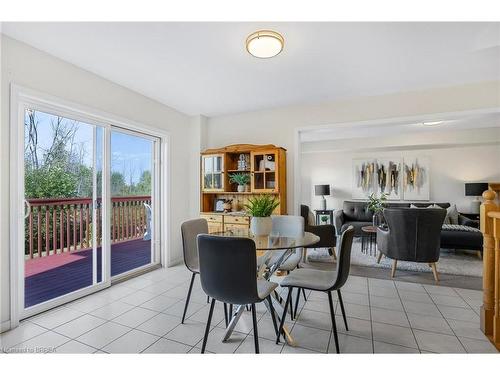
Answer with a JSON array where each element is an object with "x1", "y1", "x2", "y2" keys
[
  {"x1": 0, "y1": 36, "x2": 194, "y2": 329},
  {"x1": 300, "y1": 130, "x2": 500, "y2": 212},
  {"x1": 206, "y1": 81, "x2": 500, "y2": 213}
]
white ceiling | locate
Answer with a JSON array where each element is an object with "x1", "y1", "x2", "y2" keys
[{"x1": 2, "y1": 22, "x2": 500, "y2": 116}]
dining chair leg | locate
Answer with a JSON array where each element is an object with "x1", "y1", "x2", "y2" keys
[
  {"x1": 276, "y1": 287, "x2": 293, "y2": 344},
  {"x1": 293, "y1": 288, "x2": 301, "y2": 318},
  {"x1": 223, "y1": 303, "x2": 228, "y2": 327},
  {"x1": 201, "y1": 298, "x2": 215, "y2": 353},
  {"x1": 181, "y1": 273, "x2": 196, "y2": 324},
  {"x1": 331, "y1": 247, "x2": 337, "y2": 260},
  {"x1": 251, "y1": 304, "x2": 260, "y2": 354},
  {"x1": 206, "y1": 295, "x2": 210, "y2": 304},
  {"x1": 327, "y1": 291, "x2": 340, "y2": 353},
  {"x1": 376, "y1": 252, "x2": 383, "y2": 264},
  {"x1": 289, "y1": 293, "x2": 295, "y2": 320},
  {"x1": 274, "y1": 290, "x2": 283, "y2": 304},
  {"x1": 337, "y1": 289, "x2": 348, "y2": 331},
  {"x1": 301, "y1": 288, "x2": 307, "y2": 301},
  {"x1": 229, "y1": 304, "x2": 233, "y2": 319},
  {"x1": 267, "y1": 296, "x2": 279, "y2": 337}
]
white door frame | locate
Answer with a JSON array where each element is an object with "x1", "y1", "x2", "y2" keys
[{"x1": 9, "y1": 84, "x2": 171, "y2": 327}]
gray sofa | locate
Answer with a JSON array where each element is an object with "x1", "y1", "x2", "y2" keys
[
  {"x1": 333, "y1": 201, "x2": 450, "y2": 237},
  {"x1": 333, "y1": 200, "x2": 482, "y2": 252}
]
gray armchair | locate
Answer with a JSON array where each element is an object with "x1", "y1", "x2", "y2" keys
[{"x1": 376, "y1": 208, "x2": 446, "y2": 282}]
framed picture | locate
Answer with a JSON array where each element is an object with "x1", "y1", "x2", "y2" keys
[
  {"x1": 376, "y1": 158, "x2": 402, "y2": 200},
  {"x1": 403, "y1": 156, "x2": 430, "y2": 201},
  {"x1": 318, "y1": 214, "x2": 331, "y2": 225},
  {"x1": 352, "y1": 158, "x2": 376, "y2": 199},
  {"x1": 214, "y1": 198, "x2": 225, "y2": 212}
]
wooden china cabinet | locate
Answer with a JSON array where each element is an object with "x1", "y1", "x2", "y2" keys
[{"x1": 200, "y1": 144, "x2": 287, "y2": 233}]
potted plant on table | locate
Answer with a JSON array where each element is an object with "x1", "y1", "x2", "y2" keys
[
  {"x1": 229, "y1": 173, "x2": 251, "y2": 193},
  {"x1": 244, "y1": 195, "x2": 280, "y2": 236},
  {"x1": 367, "y1": 192, "x2": 388, "y2": 227}
]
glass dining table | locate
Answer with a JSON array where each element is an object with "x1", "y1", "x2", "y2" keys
[{"x1": 210, "y1": 228, "x2": 320, "y2": 346}]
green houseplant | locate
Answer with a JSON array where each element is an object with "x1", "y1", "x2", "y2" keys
[
  {"x1": 229, "y1": 173, "x2": 251, "y2": 193},
  {"x1": 367, "y1": 192, "x2": 388, "y2": 226},
  {"x1": 244, "y1": 195, "x2": 280, "y2": 235}
]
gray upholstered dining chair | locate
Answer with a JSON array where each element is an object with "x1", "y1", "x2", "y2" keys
[
  {"x1": 276, "y1": 226, "x2": 355, "y2": 353},
  {"x1": 376, "y1": 208, "x2": 446, "y2": 282},
  {"x1": 269, "y1": 215, "x2": 307, "y2": 319},
  {"x1": 197, "y1": 234, "x2": 279, "y2": 354},
  {"x1": 269, "y1": 215, "x2": 305, "y2": 272},
  {"x1": 180, "y1": 218, "x2": 208, "y2": 324}
]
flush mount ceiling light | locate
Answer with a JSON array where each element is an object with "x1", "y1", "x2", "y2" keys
[
  {"x1": 246, "y1": 30, "x2": 284, "y2": 58},
  {"x1": 422, "y1": 121, "x2": 444, "y2": 126}
]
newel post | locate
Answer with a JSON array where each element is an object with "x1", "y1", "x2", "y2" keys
[{"x1": 480, "y1": 189, "x2": 498, "y2": 336}]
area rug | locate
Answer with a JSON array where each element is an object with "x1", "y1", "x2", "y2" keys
[{"x1": 307, "y1": 238, "x2": 483, "y2": 277}]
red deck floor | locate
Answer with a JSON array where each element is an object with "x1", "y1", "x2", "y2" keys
[{"x1": 24, "y1": 239, "x2": 151, "y2": 307}]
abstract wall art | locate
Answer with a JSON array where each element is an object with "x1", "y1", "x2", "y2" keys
[
  {"x1": 376, "y1": 158, "x2": 402, "y2": 200},
  {"x1": 352, "y1": 156, "x2": 430, "y2": 200},
  {"x1": 402, "y1": 156, "x2": 430, "y2": 200},
  {"x1": 352, "y1": 159, "x2": 376, "y2": 199}
]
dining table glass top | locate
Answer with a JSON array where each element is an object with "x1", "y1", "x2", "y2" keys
[{"x1": 210, "y1": 228, "x2": 320, "y2": 250}]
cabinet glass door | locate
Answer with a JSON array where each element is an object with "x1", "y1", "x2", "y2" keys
[
  {"x1": 202, "y1": 154, "x2": 224, "y2": 191},
  {"x1": 251, "y1": 151, "x2": 277, "y2": 192}
]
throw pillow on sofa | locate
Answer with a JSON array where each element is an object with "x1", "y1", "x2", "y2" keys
[{"x1": 446, "y1": 204, "x2": 459, "y2": 225}]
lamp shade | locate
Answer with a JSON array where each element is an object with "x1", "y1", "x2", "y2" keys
[
  {"x1": 314, "y1": 184, "x2": 330, "y2": 196},
  {"x1": 465, "y1": 182, "x2": 489, "y2": 197}
]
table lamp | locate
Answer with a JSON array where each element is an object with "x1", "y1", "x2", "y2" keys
[
  {"x1": 465, "y1": 182, "x2": 489, "y2": 214},
  {"x1": 315, "y1": 184, "x2": 331, "y2": 210}
]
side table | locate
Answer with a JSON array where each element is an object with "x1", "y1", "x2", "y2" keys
[
  {"x1": 361, "y1": 225, "x2": 377, "y2": 256},
  {"x1": 315, "y1": 209, "x2": 335, "y2": 225}
]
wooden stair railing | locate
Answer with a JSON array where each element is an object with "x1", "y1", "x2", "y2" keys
[{"x1": 480, "y1": 189, "x2": 500, "y2": 351}]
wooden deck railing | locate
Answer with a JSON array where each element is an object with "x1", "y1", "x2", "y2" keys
[
  {"x1": 480, "y1": 189, "x2": 500, "y2": 351},
  {"x1": 25, "y1": 195, "x2": 151, "y2": 259}
]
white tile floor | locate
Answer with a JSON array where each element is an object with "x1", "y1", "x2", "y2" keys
[{"x1": 1, "y1": 264, "x2": 497, "y2": 354}]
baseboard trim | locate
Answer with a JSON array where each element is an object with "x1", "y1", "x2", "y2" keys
[
  {"x1": 1, "y1": 320, "x2": 12, "y2": 333},
  {"x1": 167, "y1": 257, "x2": 183, "y2": 267}
]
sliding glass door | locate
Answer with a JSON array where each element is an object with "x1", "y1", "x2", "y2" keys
[
  {"x1": 17, "y1": 101, "x2": 162, "y2": 318},
  {"x1": 110, "y1": 129, "x2": 159, "y2": 277},
  {"x1": 23, "y1": 109, "x2": 104, "y2": 308}
]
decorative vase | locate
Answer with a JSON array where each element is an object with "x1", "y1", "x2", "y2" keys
[
  {"x1": 372, "y1": 212, "x2": 382, "y2": 227},
  {"x1": 237, "y1": 184, "x2": 245, "y2": 193},
  {"x1": 250, "y1": 216, "x2": 272, "y2": 236}
]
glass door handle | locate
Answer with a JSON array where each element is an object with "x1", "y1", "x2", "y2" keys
[{"x1": 24, "y1": 199, "x2": 31, "y2": 219}]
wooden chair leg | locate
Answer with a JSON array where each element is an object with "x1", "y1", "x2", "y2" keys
[
  {"x1": 391, "y1": 259, "x2": 398, "y2": 278},
  {"x1": 276, "y1": 288, "x2": 293, "y2": 344},
  {"x1": 477, "y1": 251, "x2": 482, "y2": 260},
  {"x1": 331, "y1": 247, "x2": 337, "y2": 260},
  {"x1": 376, "y1": 252, "x2": 383, "y2": 264},
  {"x1": 430, "y1": 263, "x2": 439, "y2": 282}
]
